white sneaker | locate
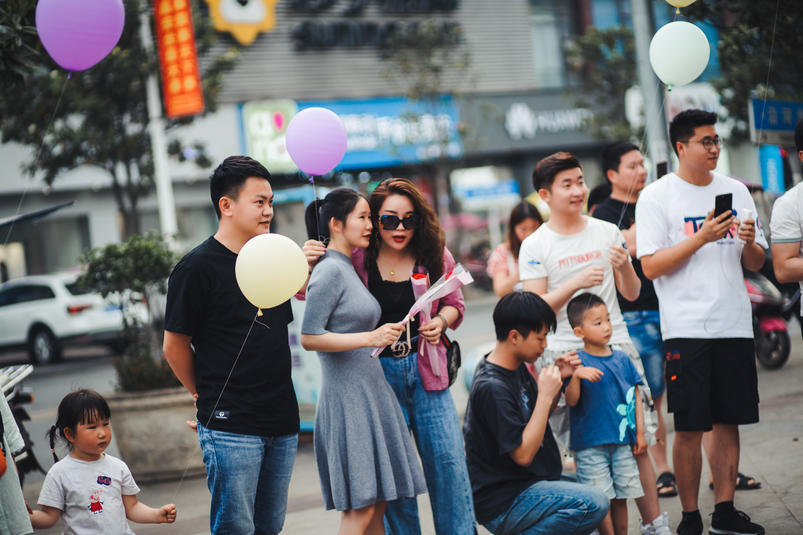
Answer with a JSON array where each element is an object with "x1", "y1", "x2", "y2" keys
[{"x1": 641, "y1": 512, "x2": 672, "y2": 535}]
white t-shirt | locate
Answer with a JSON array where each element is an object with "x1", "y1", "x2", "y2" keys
[
  {"x1": 519, "y1": 216, "x2": 632, "y2": 350},
  {"x1": 770, "y1": 182, "x2": 803, "y2": 314},
  {"x1": 636, "y1": 172, "x2": 767, "y2": 340},
  {"x1": 38, "y1": 454, "x2": 139, "y2": 535}
]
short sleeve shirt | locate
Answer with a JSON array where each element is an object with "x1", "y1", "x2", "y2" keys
[
  {"x1": 519, "y1": 217, "x2": 632, "y2": 350},
  {"x1": 164, "y1": 236, "x2": 299, "y2": 437},
  {"x1": 636, "y1": 173, "x2": 768, "y2": 339},
  {"x1": 38, "y1": 454, "x2": 139, "y2": 535},
  {"x1": 463, "y1": 358, "x2": 562, "y2": 524},
  {"x1": 770, "y1": 183, "x2": 803, "y2": 314},
  {"x1": 569, "y1": 350, "x2": 643, "y2": 450}
]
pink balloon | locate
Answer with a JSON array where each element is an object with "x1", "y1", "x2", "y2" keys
[
  {"x1": 285, "y1": 107, "x2": 348, "y2": 176},
  {"x1": 36, "y1": 0, "x2": 125, "y2": 72}
]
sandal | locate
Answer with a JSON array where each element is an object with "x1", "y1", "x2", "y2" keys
[
  {"x1": 708, "y1": 472, "x2": 762, "y2": 490},
  {"x1": 656, "y1": 471, "x2": 678, "y2": 497}
]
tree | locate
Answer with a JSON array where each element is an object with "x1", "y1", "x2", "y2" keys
[
  {"x1": 0, "y1": 0, "x2": 237, "y2": 237},
  {"x1": 685, "y1": 0, "x2": 803, "y2": 142},
  {"x1": 0, "y1": 0, "x2": 44, "y2": 87},
  {"x1": 566, "y1": 25, "x2": 642, "y2": 142}
]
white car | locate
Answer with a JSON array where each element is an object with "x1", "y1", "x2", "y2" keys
[{"x1": 0, "y1": 273, "x2": 147, "y2": 364}]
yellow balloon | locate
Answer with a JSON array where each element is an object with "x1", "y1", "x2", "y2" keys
[
  {"x1": 666, "y1": 0, "x2": 697, "y2": 6},
  {"x1": 235, "y1": 233, "x2": 308, "y2": 311}
]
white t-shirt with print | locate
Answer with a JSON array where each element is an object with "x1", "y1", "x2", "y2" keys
[
  {"x1": 636, "y1": 172, "x2": 767, "y2": 340},
  {"x1": 38, "y1": 454, "x2": 139, "y2": 535},
  {"x1": 519, "y1": 216, "x2": 632, "y2": 350},
  {"x1": 770, "y1": 182, "x2": 803, "y2": 314}
]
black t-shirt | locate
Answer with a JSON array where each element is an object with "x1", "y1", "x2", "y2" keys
[
  {"x1": 463, "y1": 358, "x2": 562, "y2": 524},
  {"x1": 367, "y1": 265, "x2": 419, "y2": 338},
  {"x1": 164, "y1": 236, "x2": 299, "y2": 437},
  {"x1": 593, "y1": 197, "x2": 659, "y2": 312}
]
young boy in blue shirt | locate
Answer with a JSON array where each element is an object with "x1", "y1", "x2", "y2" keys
[{"x1": 565, "y1": 293, "x2": 647, "y2": 535}]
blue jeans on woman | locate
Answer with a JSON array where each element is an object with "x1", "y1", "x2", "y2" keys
[
  {"x1": 622, "y1": 309, "x2": 665, "y2": 398},
  {"x1": 483, "y1": 480, "x2": 609, "y2": 535},
  {"x1": 197, "y1": 423, "x2": 298, "y2": 535},
  {"x1": 380, "y1": 351, "x2": 476, "y2": 535}
]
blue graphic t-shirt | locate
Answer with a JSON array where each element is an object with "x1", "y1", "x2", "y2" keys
[{"x1": 569, "y1": 349, "x2": 643, "y2": 450}]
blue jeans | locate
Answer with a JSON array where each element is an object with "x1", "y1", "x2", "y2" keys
[
  {"x1": 197, "y1": 423, "x2": 297, "y2": 535},
  {"x1": 483, "y1": 480, "x2": 609, "y2": 535},
  {"x1": 623, "y1": 309, "x2": 666, "y2": 398},
  {"x1": 380, "y1": 352, "x2": 475, "y2": 535}
]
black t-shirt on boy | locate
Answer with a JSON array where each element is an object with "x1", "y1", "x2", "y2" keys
[
  {"x1": 463, "y1": 358, "x2": 562, "y2": 524},
  {"x1": 164, "y1": 236, "x2": 299, "y2": 437}
]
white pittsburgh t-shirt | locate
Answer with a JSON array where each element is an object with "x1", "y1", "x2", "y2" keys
[
  {"x1": 770, "y1": 182, "x2": 803, "y2": 315},
  {"x1": 38, "y1": 454, "x2": 139, "y2": 535},
  {"x1": 636, "y1": 172, "x2": 767, "y2": 340},
  {"x1": 519, "y1": 216, "x2": 632, "y2": 350}
]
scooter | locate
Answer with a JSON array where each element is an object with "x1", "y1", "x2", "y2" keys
[
  {"x1": 1, "y1": 364, "x2": 46, "y2": 485},
  {"x1": 744, "y1": 271, "x2": 791, "y2": 369}
]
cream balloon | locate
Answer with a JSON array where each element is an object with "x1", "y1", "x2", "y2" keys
[
  {"x1": 666, "y1": 0, "x2": 697, "y2": 7},
  {"x1": 649, "y1": 21, "x2": 710, "y2": 88},
  {"x1": 235, "y1": 233, "x2": 308, "y2": 311}
]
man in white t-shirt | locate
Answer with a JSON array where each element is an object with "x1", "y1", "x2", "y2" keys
[
  {"x1": 636, "y1": 109, "x2": 767, "y2": 535},
  {"x1": 771, "y1": 118, "x2": 803, "y2": 336}
]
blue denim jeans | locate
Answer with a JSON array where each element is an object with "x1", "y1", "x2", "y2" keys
[
  {"x1": 483, "y1": 480, "x2": 609, "y2": 535},
  {"x1": 623, "y1": 309, "x2": 666, "y2": 398},
  {"x1": 380, "y1": 352, "x2": 476, "y2": 535},
  {"x1": 197, "y1": 423, "x2": 297, "y2": 535}
]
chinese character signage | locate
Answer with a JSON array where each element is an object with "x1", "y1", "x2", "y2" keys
[
  {"x1": 749, "y1": 98, "x2": 803, "y2": 146},
  {"x1": 155, "y1": 0, "x2": 205, "y2": 118}
]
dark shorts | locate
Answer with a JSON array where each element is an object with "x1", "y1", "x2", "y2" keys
[{"x1": 663, "y1": 338, "x2": 759, "y2": 432}]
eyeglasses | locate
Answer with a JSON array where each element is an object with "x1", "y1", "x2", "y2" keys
[
  {"x1": 378, "y1": 213, "x2": 420, "y2": 230},
  {"x1": 685, "y1": 136, "x2": 722, "y2": 150}
]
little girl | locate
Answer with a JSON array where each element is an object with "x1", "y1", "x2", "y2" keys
[{"x1": 29, "y1": 389, "x2": 176, "y2": 533}]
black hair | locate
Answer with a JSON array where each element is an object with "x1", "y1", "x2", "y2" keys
[
  {"x1": 210, "y1": 156, "x2": 272, "y2": 219},
  {"x1": 669, "y1": 109, "x2": 718, "y2": 156},
  {"x1": 493, "y1": 291, "x2": 557, "y2": 341},
  {"x1": 795, "y1": 118, "x2": 803, "y2": 153},
  {"x1": 567, "y1": 293, "x2": 607, "y2": 328},
  {"x1": 601, "y1": 141, "x2": 640, "y2": 179},
  {"x1": 304, "y1": 187, "x2": 366, "y2": 243},
  {"x1": 47, "y1": 389, "x2": 111, "y2": 462},
  {"x1": 507, "y1": 201, "x2": 543, "y2": 260},
  {"x1": 587, "y1": 182, "x2": 611, "y2": 214},
  {"x1": 532, "y1": 151, "x2": 583, "y2": 191}
]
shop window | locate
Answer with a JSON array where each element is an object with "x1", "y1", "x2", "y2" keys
[{"x1": 530, "y1": 0, "x2": 574, "y2": 88}]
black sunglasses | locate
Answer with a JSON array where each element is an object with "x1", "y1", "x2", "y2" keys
[{"x1": 378, "y1": 213, "x2": 421, "y2": 230}]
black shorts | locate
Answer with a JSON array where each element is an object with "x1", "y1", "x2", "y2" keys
[{"x1": 663, "y1": 338, "x2": 759, "y2": 432}]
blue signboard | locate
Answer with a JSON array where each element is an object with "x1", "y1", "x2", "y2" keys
[
  {"x1": 750, "y1": 99, "x2": 803, "y2": 145},
  {"x1": 298, "y1": 96, "x2": 463, "y2": 170},
  {"x1": 759, "y1": 145, "x2": 785, "y2": 194}
]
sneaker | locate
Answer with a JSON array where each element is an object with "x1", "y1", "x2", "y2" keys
[
  {"x1": 709, "y1": 509, "x2": 765, "y2": 535},
  {"x1": 641, "y1": 512, "x2": 672, "y2": 535},
  {"x1": 677, "y1": 512, "x2": 703, "y2": 535}
]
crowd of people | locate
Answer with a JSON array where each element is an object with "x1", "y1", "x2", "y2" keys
[{"x1": 3, "y1": 109, "x2": 801, "y2": 535}]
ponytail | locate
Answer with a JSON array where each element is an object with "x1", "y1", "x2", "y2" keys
[
  {"x1": 48, "y1": 424, "x2": 59, "y2": 462},
  {"x1": 304, "y1": 198, "x2": 328, "y2": 242}
]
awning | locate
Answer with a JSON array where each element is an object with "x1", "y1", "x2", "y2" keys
[{"x1": 0, "y1": 200, "x2": 75, "y2": 229}]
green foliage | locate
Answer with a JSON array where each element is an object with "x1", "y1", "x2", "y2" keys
[
  {"x1": 566, "y1": 25, "x2": 641, "y2": 142},
  {"x1": 78, "y1": 233, "x2": 178, "y2": 391},
  {"x1": 0, "y1": 0, "x2": 44, "y2": 86},
  {"x1": 684, "y1": 0, "x2": 803, "y2": 143},
  {"x1": 0, "y1": 0, "x2": 238, "y2": 237}
]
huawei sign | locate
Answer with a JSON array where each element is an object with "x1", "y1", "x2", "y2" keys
[{"x1": 204, "y1": 0, "x2": 279, "y2": 45}]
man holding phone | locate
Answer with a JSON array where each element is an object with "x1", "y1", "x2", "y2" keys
[{"x1": 635, "y1": 110, "x2": 767, "y2": 535}]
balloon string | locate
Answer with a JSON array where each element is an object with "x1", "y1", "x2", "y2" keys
[
  {"x1": 755, "y1": 0, "x2": 780, "y2": 146},
  {"x1": 310, "y1": 175, "x2": 323, "y2": 243},
  {"x1": 2, "y1": 73, "x2": 70, "y2": 248},
  {"x1": 169, "y1": 310, "x2": 260, "y2": 503}
]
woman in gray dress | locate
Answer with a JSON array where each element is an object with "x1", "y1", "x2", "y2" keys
[{"x1": 301, "y1": 188, "x2": 426, "y2": 534}]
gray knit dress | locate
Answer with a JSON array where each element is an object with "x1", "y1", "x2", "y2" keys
[{"x1": 302, "y1": 249, "x2": 426, "y2": 511}]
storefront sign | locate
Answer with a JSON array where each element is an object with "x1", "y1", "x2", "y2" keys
[
  {"x1": 155, "y1": 0, "x2": 205, "y2": 118},
  {"x1": 505, "y1": 103, "x2": 593, "y2": 141},
  {"x1": 204, "y1": 0, "x2": 279, "y2": 45},
  {"x1": 759, "y1": 145, "x2": 785, "y2": 194},
  {"x1": 749, "y1": 98, "x2": 803, "y2": 147},
  {"x1": 241, "y1": 100, "x2": 298, "y2": 173}
]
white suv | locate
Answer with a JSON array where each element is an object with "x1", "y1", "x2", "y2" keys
[{"x1": 0, "y1": 273, "x2": 147, "y2": 364}]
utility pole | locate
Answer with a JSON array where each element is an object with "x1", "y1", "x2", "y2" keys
[
  {"x1": 630, "y1": 0, "x2": 671, "y2": 171},
  {"x1": 139, "y1": 7, "x2": 179, "y2": 241}
]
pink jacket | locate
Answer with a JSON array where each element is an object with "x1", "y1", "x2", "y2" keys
[{"x1": 352, "y1": 246, "x2": 465, "y2": 391}]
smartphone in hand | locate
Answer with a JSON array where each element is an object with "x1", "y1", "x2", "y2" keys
[{"x1": 714, "y1": 193, "x2": 732, "y2": 218}]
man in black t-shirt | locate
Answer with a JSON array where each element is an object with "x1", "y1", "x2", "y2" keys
[
  {"x1": 593, "y1": 142, "x2": 676, "y2": 500},
  {"x1": 463, "y1": 292, "x2": 608, "y2": 534},
  {"x1": 164, "y1": 156, "x2": 302, "y2": 535}
]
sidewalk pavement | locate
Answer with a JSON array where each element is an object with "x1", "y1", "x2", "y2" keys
[{"x1": 24, "y1": 335, "x2": 803, "y2": 534}]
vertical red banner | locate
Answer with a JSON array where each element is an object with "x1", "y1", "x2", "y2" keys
[{"x1": 154, "y1": 0, "x2": 205, "y2": 118}]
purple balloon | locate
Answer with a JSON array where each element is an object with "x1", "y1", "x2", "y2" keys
[
  {"x1": 36, "y1": 0, "x2": 125, "y2": 72},
  {"x1": 285, "y1": 107, "x2": 348, "y2": 176}
]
